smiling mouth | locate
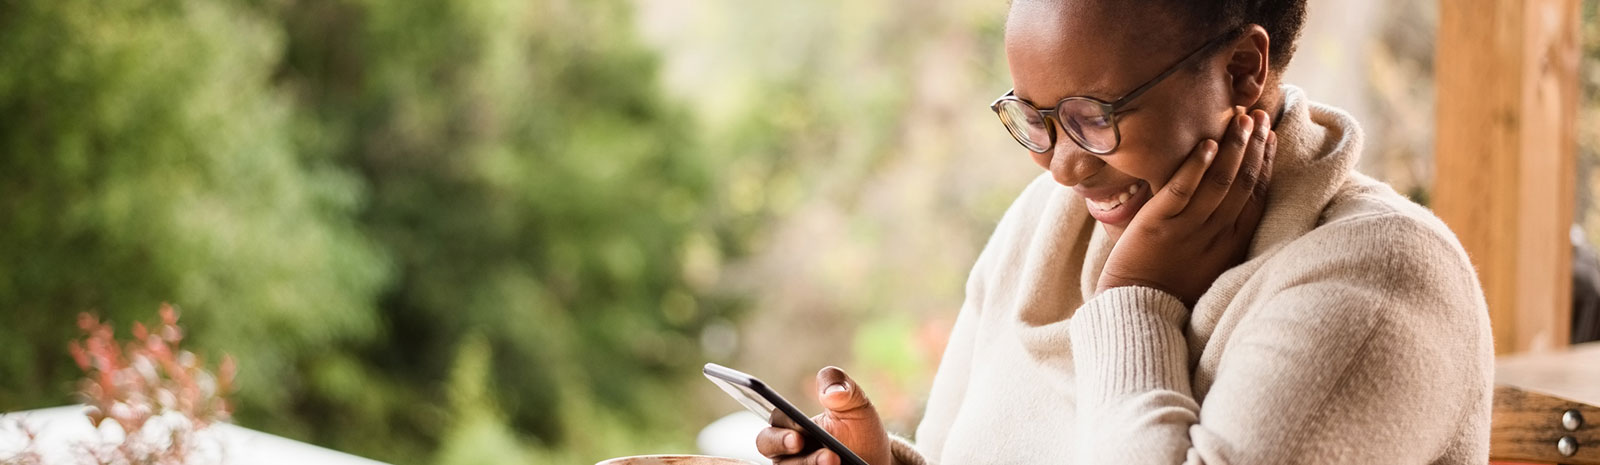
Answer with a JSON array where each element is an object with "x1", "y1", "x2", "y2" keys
[{"x1": 1087, "y1": 182, "x2": 1144, "y2": 212}]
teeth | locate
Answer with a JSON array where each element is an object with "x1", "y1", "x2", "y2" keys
[
  {"x1": 1088, "y1": 183, "x2": 1141, "y2": 212},
  {"x1": 1091, "y1": 197, "x2": 1123, "y2": 212}
]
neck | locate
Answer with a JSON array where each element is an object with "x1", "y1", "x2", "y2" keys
[{"x1": 1255, "y1": 85, "x2": 1286, "y2": 129}]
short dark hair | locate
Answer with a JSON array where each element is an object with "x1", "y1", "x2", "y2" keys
[{"x1": 1163, "y1": 0, "x2": 1308, "y2": 72}]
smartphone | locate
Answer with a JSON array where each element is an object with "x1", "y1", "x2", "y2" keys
[{"x1": 702, "y1": 363, "x2": 869, "y2": 465}]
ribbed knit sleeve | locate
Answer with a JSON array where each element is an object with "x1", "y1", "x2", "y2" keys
[
  {"x1": 1068, "y1": 286, "x2": 1198, "y2": 464},
  {"x1": 1068, "y1": 286, "x2": 1191, "y2": 404},
  {"x1": 887, "y1": 435, "x2": 927, "y2": 465}
]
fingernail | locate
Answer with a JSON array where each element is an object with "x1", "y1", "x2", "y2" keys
[
  {"x1": 1205, "y1": 140, "x2": 1218, "y2": 161},
  {"x1": 1260, "y1": 112, "x2": 1271, "y2": 129},
  {"x1": 824, "y1": 383, "x2": 847, "y2": 395},
  {"x1": 1240, "y1": 115, "x2": 1254, "y2": 138},
  {"x1": 785, "y1": 432, "x2": 800, "y2": 450}
]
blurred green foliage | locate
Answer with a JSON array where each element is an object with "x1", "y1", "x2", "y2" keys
[
  {"x1": 0, "y1": 0, "x2": 389, "y2": 430},
  {"x1": 0, "y1": 0, "x2": 743, "y2": 463}
]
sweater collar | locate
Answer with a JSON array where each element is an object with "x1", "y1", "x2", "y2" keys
[{"x1": 1246, "y1": 85, "x2": 1363, "y2": 258}]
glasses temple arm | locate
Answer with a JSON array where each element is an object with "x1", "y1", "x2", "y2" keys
[{"x1": 1108, "y1": 29, "x2": 1242, "y2": 111}]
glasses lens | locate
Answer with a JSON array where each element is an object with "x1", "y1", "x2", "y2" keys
[
  {"x1": 1058, "y1": 98, "x2": 1117, "y2": 153},
  {"x1": 995, "y1": 99, "x2": 1052, "y2": 152}
]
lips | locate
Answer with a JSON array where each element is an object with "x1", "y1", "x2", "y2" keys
[{"x1": 1075, "y1": 181, "x2": 1151, "y2": 226}]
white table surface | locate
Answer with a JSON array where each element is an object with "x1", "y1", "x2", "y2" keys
[{"x1": 0, "y1": 405, "x2": 389, "y2": 465}]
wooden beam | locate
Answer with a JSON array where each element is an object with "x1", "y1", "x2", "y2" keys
[{"x1": 1433, "y1": 0, "x2": 1580, "y2": 355}]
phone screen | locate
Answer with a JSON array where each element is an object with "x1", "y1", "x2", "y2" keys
[
  {"x1": 708, "y1": 373, "x2": 781, "y2": 421},
  {"x1": 702, "y1": 363, "x2": 869, "y2": 465}
]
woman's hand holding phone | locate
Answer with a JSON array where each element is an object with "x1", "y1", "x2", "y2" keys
[
  {"x1": 1098, "y1": 107, "x2": 1277, "y2": 306},
  {"x1": 754, "y1": 367, "x2": 893, "y2": 465}
]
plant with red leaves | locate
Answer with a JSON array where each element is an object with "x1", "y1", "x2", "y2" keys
[
  {"x1": 70, "y1": 304, "x2": 236, "y2": 432},
  {"x1": 2, "y1": 303, "x2": 237, "y2": 465}
]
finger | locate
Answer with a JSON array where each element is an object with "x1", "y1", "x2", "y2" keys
[
  {"x1": 805, "y1": 448, "x2": 839, "y2": 465},
  {"x1": 1143, "y1": 138, "x2": 1219, "y2": 220},
  {"x1": 816, "y1": 367, "x2": 876, "y2": 421},
  {"x1": 1209, "y1": 110, "x2": 1270, "y2": 228},
  {"x1": 757, "y1": 426, "x2": 806, "y2": 457},
  {"x1": 1260, "y1": 129, "x2": 1277, "y2": 198},
  {"x1": 1234, "y1": 129, "x2": 1277, "y2": 233},
  {"x1": 1182, "y1": 109, "x2": 1254, "y2": 221},
  {"x1": 769, "y1": 408, "x2": 802, "y2": 430}
]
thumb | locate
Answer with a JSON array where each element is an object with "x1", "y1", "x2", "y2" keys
[{"x1": 816, "y1": 366, "x2": 875, "y2": 419}]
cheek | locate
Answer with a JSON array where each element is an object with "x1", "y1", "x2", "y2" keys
[
  {"x1": 1107, "y1": 97, "x2": 1232, "y2": 185},
  {"x1": 1104, "y1": 120, "x2": 1201, "y2": 185}
]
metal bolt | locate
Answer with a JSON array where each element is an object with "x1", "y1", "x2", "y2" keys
[
  {"x1": 1558, "y1": 436, "x2": 1579, "y2": 457},
  {"x1": 1565, "y1": 409, "x2": 1585, "y2": 431}
]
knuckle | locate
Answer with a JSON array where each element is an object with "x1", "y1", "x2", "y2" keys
[
  {"x1": 1141, "y1": 224, "x2": 1170, "y2": 238},
  {"x1": 1207, "y1": 171, "x2": 1236, "y2": 187},
  {"x1": 1207, "y1": 233, "x2": 1227, "y2": 250},
  {"x1": 1233, "y1": 127, "x2": 1252, "y2": 145},
  {"x1": 1235, "y1": 169, "x2": 1259, "y2": 187},
  {"x1": 1168, "y1": 183, "x2": 1195, "y2": 200},
  {"x1": 757, "y1": 428, "x2": 796, "y2": 455},
  {"x1": 1253, "y1": 181, "x2": 1271, "y2": 201}
]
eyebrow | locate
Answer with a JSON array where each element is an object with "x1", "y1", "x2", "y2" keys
[{"x1": 1014, "y1": 86, "x2": 1119, "y2": 108}]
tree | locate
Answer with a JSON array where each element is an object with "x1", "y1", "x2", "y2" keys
[
  {"x1": 270, "y1": 0, "x2": 737, "y2": 461},
  {"x1": 0, "y1": 0, "x2": 387, "y2": 446}
]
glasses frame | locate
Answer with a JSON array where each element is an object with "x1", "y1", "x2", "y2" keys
[{"x1": 990, "y1": 28, "x2": 1244, "y2": 155}]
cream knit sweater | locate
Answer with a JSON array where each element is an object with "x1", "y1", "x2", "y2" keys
[{"x1": 888, "y1": 86, "x2": 1494, "y2": 464}]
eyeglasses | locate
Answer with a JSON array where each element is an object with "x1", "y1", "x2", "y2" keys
[{"x1": 990, "y1": 29, "x2": 1242, "y2": 155}]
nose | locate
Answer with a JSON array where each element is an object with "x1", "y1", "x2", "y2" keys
[{"x1": 1047, "y1": 134, "x2": 1104, "y2": 187}]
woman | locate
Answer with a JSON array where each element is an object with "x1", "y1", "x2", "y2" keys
[{"x1": 757, "y1": 0, "x2": 1493, "y2": 463}]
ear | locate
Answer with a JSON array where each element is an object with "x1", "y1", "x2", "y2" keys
[{"x1": 1222, "y1": 24, "x2": 1272, "y2": 108}]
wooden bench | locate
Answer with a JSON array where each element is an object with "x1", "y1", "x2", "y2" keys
[{"x1": 1492, "y1": 342, "x2": 1600, "y2": 464}]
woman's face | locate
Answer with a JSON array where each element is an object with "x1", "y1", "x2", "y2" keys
[{"x1": 1004, "y1": 1, "x2": 1236, "y2": 231}]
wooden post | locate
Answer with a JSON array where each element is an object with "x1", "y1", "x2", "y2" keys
[{"x1": 1433, "y1": 0, "x2": 1581, "y2": 355}]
